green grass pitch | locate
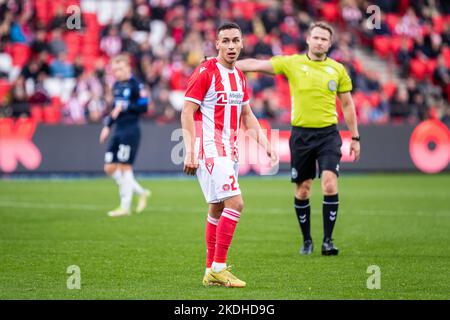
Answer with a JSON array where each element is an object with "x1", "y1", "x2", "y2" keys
[{"x1": 0, "y1": 174, "x2": 449, "y2": 299}]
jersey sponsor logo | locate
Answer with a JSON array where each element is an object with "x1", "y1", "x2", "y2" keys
[
  {"x1": 216, "y1": 92, "x2": 244, "y2": 105},
  {"x1": 328, "y1": 80, "x2": 337, "y2": 92},
  {"x1": 216, "y1": 92, "x2": 227, "y2": 105}
]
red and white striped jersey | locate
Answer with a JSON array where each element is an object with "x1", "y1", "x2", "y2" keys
[{"x1": 185, "y1": 58, "x2": 250, "y2": 160}]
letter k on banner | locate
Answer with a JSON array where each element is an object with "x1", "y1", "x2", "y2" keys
[{"x1": 0, "y1": 118, "x2": 42, "y2": 173}]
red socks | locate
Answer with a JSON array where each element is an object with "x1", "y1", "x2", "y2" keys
[
  {"x1": 205, "y1": 215, "x2": 219, "y2": 268},
  {"x1": 213, "y1": 208, "x2": 241, "y2": 263}
]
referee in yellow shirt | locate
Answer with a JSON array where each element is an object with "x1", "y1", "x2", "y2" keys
[{"x1": 237, "y1": 21, "x2": 360, "y2": 255}]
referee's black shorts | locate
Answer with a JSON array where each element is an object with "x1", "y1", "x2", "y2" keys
[{"x1": 289, "y1": 124, "x2": 342, "y2": 183}]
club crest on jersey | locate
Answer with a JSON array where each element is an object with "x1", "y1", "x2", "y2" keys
[
  {"x1": 328, "y1": 80, "x2": 337, "y2": 92},
  {"x1": 123, "y1": 88, "x2": 131, "y2": 97},
  {"x1": 222, "y1": 184, "x2": 231, "y2": 191}
]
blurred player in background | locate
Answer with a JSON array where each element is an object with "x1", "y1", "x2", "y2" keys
[
  {"x1": 99, "y1": 54, "x2": 151, "y2": 217},
  {"x1": 237, "y1": 22, "x2": 360, "y2": 256},
  {"x1": 182, "y1": 22, "x2": 278, "y2": 287}
]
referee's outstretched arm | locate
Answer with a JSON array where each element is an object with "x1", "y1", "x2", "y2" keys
[{"x1": 235, "y1": 59, "x2": 275, "y2": 75}]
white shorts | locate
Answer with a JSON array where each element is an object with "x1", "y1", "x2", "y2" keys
[{"x1": 196, "y1": 157, "x2": 241, "y2": 203}]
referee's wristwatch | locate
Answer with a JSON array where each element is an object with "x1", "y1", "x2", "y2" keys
[{"x1": 352, "y1": 136, "x2": 361, "y2": 142}]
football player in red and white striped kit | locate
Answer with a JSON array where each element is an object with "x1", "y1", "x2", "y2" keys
[{"x1": 181, "y1": 22, "x2": 278, "y2": 287}]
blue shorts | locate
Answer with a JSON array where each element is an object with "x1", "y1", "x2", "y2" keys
[{"x1": 105, "y1": 131, "x2": 141, "y2": 165}]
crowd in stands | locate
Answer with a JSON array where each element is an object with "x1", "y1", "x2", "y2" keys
[{"x1": 0, "y1": 0, "x2": 448, "y2": 127}]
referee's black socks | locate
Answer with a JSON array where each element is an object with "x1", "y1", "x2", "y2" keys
[
  {"x1": 294, "y1": 198, "x2": 311, "y2": 241},
  {"x1": 323, "y1": 194, "x2": 339, "y2": 241}
]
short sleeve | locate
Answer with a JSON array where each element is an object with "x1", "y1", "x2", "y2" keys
[
  {"x1": 270, "y1": 55, "x2": 290, "y2": 75},
  {"x1": 185, "y1": 66, "x2": 210, "y2": 106},
  {"x1": 337, "y1": 64, "x2": 353, "y2": 93}
]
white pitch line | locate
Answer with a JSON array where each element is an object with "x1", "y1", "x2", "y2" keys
[
  {"x1": 0, "y1": 200, "x2": 108, "y2": 211},
  {"x1": 0, "y1": 200, "x2": 448, "y2": 217}
]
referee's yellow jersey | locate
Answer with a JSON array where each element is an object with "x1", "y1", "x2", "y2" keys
[{"x1": 271, "y1": 54, "x2": 352, "y2": 128}]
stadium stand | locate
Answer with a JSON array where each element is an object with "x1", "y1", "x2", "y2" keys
[{"x1": 0, "y1": 0, "x2": 448, "y2": 126}]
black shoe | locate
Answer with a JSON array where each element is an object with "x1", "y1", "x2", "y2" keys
[
  {"x1": 321, "y1": 238, "x2": 339, "y2": 256},
  {"x1": 300, "y1": 239, "x2": 313, "y2": 255}
]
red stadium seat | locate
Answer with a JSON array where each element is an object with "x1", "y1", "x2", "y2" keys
[
  {"x1": 244, "y1": 34, "x2": 258, "y2": 47},
  {"x1": 0, "y1": 80, "x2": 11, "y2": 104},
  {"x1": 30, "y1": 104, "x2": 44, "y2": 123},
  {"x1": 9, "y1": 43, "x2": 32, "y2": 67},
  {"x1": 82, "y1": 13, "x2": 101, "y2": 32},
  {"x1": 352, "y1": 92, "x2": 370, "y2": 109},
  {"x1": 64, "y1": 31, "x2": 82, "y2": 62},
  {"x1": 43, "y1": 106, "x2": 61, "y2": 124},
  {"x1": 386, "y1": 14, "x2": 400, "y2": 33},
  {"x1": 321, "y1": 3, "x2": 340, "y2": 22},
  {"x1": 368, "y1": 92, "x2": 381, "y2": 108},
  {"x1": 82, "y1": 43, "x2": 100, "y2": 56},
  {"x1": 390, "y1": 36, "x2": 413, "y2": 56},
  {"x1": 282, "y1": 44, "x2": 298, "y2": 55},
  {"x1": 51, "y1": 97, "x2": 62, "y2": 108},
  {"x1": 373, "y1": 36, "x2": 390, "y2": 57},
  {"x1": 232, "y1": 1, "x2": 257, "y2": 20},
  {"x1": 432, "y1": 15, "x2": 445, "y2": 33},
  {"x1": 427, "y1": 59, "x2": 438, "y2": 76},
  {"x1": 443, "y1": 47, "x2": 450, "y2": 69},
  {"x1": 353, "y1": 59, "x2": 363, "y2": 73},
  {"x1": 383, "y1": 82, "x2": 397, "y2": 99},
  {"x1": 410, "y1": 58, "x2": 428, "y2": 80},
  {"x1": 34, "y1": 0, "x2": 51, "y2": 25}
]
